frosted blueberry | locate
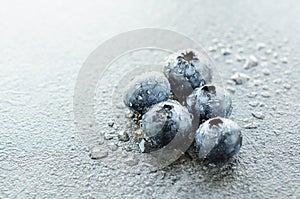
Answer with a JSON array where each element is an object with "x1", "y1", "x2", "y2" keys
[
  {"x1": 195, "y1": 117, "x2": 242, "y2": 161},
  {"x1": 163, "y1": 50, "x2": 212, "y2": 102},
  {"x1": 123, "y1": 72, "x2": 170, "y2": 114},
  {"x1": 186, "y1": 85, "x2": 232, "y2": 123},
  {"x1": 142, "y1": 100, "x2": 193, "y2": 148}
]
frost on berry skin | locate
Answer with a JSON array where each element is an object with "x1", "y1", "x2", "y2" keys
[
  {"x1": 142, "y1": 100, "x2": 193, "y2": 148},
  {"x1": 163, "y1": 50, "x2": 212, "y2": 102},
  {"x1": 186, "y1": 85, "x2": 232, "y2": 124},
  {"x1": 123, "y1": 72, "x2": 171, "y2": 114},
  {"x1": 195, "y1": 117, "x2": 242, "y2": 161}
]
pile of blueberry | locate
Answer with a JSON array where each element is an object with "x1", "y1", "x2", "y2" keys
[{"x1": 123, "y1": 50, "x2": 242, "y2": 162}]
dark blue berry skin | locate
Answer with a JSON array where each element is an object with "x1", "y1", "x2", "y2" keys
[
  {"x1": 123, "y1": 72, "x2": 170, "y2": 114},
  {"x1": 195, "y1": 117, "x2": 242, "y2": 161},
  {"x1": 163, "y1": 50, "x2": 212, "y2": 102},
  {"x1": 186, "y1": 85, "x2": 232, "y2": 124},
  {"x1": 142, "y1": 100, "x2": 192, "y2": 148}
]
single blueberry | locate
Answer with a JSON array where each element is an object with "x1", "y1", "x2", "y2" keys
[
  {"x1": 163, "y1": 50, "x2": 212, "y2": 102},
  {"x1": 195, "y1": 117, "x2": 242, "y2": 161},
  {"x1": 123, "y1": 72, "x2": 170, "y2": 114},
  {"x1": 186, "y1": 85, "x2": 232, "y2": 124},
  {"x1": 142, "y1": 100, "x2": 193, "y2": 148}
]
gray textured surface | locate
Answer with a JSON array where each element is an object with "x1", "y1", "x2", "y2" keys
[{"x1": 1, "y1": 0, "x2": 300, "y2": 198}]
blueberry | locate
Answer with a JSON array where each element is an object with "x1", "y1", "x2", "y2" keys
[
  {"x1": 186, "y1": 85, "x2": 232, "y2": 123},
  {"x1": 123, "y1": 72, "x2": 170, "y2": 114},
  {"x1": 163, "y1": 50, "x2": 212, "y2": 102},
  {"x1": 195, "y1": 117, "x2": 242, "y2": 161},
  {"x1": 142, "y1": 100, "x2": 193, "y2": 148}
]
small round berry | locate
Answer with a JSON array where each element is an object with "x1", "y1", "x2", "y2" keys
[
  {"x1": 163, "y1": 50, "x2": 212, "y2": 102},
  {"x1": 123, "y1": 72, "x2": 170, "y2": 114},
  {"x1": 142, "y1": 100, "x2": 193, "y2": 148},
  {"x1": 186, "y1": 85, "x2": 232, "y2": 123},
  {"x1": 195, "y1": 117, "x2": 242, "y2": 161}
]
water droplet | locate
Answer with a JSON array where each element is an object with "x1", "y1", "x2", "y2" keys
[
  {"x1": 89, "y1": 147, "x2": 108, "y2": 159},
  {"x1": 137, "y1": 96, "x2": 143, "y2": 101}
]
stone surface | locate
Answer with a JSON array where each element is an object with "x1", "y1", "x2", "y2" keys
[{"x1": 1, "y1": 1, "x2": 299, "y2": 199}]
